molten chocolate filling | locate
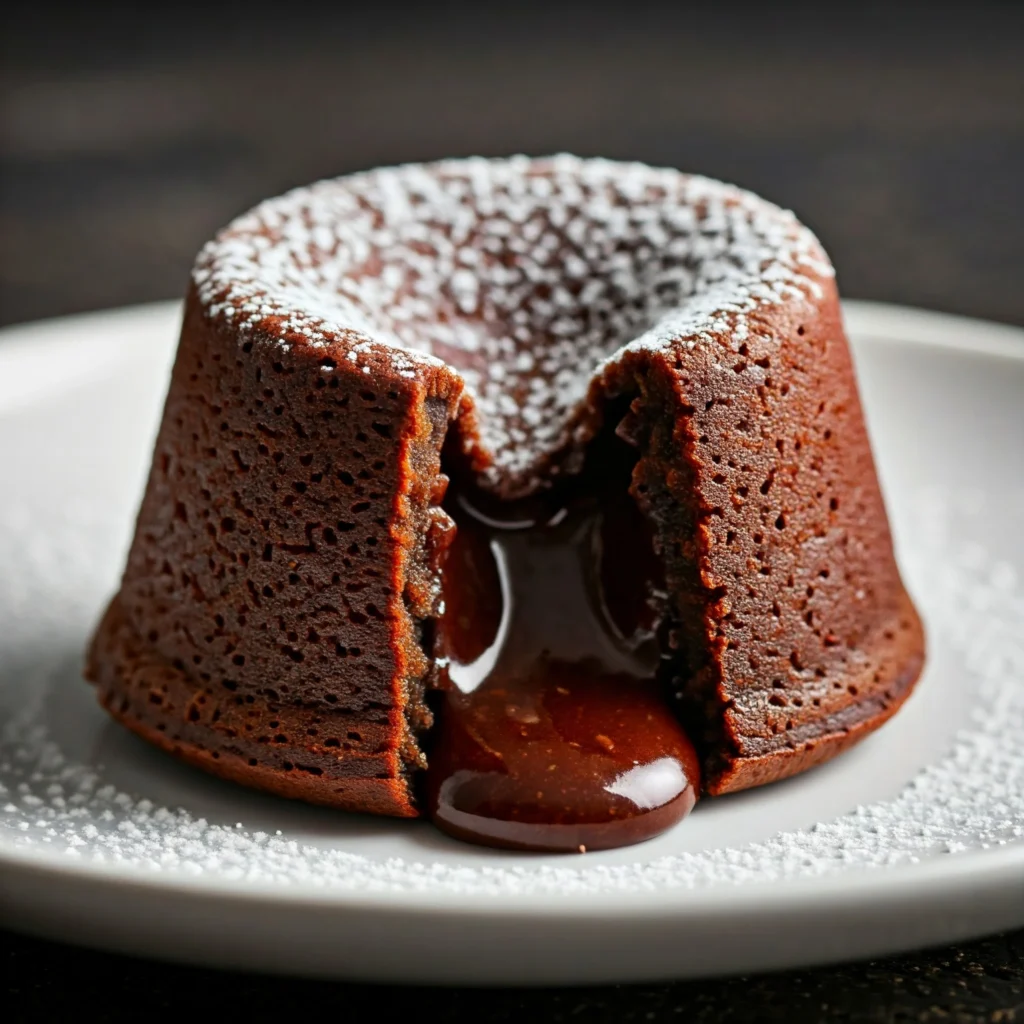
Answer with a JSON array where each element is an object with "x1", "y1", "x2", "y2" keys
[{"x1": 426, "y1": 451, "x2": 700, "y2": 853}]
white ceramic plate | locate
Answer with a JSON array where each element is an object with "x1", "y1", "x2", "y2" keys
[{"x1": 0, "y1": 301, "x2": 1022, "y2": 985}]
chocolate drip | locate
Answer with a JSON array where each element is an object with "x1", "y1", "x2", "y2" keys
[{"x1": 426, "y1": 471, "x2": 699, "y2": 853}]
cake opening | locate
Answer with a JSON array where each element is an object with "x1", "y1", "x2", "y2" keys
[{"x1": 425, "y1": 430, "x2": 700, "y2": 852}]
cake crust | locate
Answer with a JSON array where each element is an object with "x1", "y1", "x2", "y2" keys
[{"x1": 86, "y1": 156, "x2": 925, "y2": 814}]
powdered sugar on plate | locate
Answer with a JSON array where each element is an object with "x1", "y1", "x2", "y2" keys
[
  {"x1": 1, "y1": 488, "x2": 1021, "y2": 895},
  {"x1": 193, "y1": 156, "x2": 831, "y2": 489}
]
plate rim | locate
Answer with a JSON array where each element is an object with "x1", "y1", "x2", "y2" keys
[{"x1": 1, "y1": 298, "x2": 1022, "y2": 918}]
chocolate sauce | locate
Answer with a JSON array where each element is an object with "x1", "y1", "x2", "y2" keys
[{"x1": 426, "y1": 473, "x2": 700, "y2": 853}]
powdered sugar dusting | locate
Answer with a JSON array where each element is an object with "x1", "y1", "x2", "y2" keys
[
  {"x1": 193, "y1": 156, "x2": 831, "y2": 489},
  {"x1": 2, "y1": 489, "x2": 1021, "y2": 894}
]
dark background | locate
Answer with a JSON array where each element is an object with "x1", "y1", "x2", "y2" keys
[{"x1": 2, "y1": 2, "x2": 1022, "y2": 1020}]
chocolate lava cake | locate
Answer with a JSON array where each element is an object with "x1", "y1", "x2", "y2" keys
[{"x1": 86, "y1": 156, "x2": 925, "y2": 852}]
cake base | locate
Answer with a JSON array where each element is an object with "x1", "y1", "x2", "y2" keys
[
  {"x1": 87, "y1": 590, "x2": 923, "y2": 814},
  {"x1": 86, "y1": 597, "x2": 419, "y2": 817}
]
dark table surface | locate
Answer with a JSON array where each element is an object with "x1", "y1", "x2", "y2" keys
[{"x1": 1, "y1": 3, "x2": 1022, "y2": 1020}]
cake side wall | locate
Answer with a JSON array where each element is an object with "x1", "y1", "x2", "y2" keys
[
  {"x1": 610, "y1": 277, "x2": 925, "y2": 794},
  {"x1": 86, "y1": 288, "x2": 460, "y2": 816},
  {"x1": 696, "y1": 280, "x2": 923, "y2": 791}
]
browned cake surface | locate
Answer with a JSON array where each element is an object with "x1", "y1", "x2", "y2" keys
[
  {"x1": 88, "y1": 295, "x2": 459, "y2": 816},
  {"x1": 86, "y1": 157, "x2": 925, "y2": 815},
  {"x1": 607, "y1": 293, "x2": 924, "y2": 794}
]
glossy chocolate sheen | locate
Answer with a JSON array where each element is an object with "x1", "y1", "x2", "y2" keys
[
  {"x1": 86, "y1": 158, "x2": 925, "y2": 820},
  {"x1": 429, "y1": 672, "x2": 699, "y2": 852},
  {"x1": 427, "y1": 482, "x2": 700, "y2": 851}
]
